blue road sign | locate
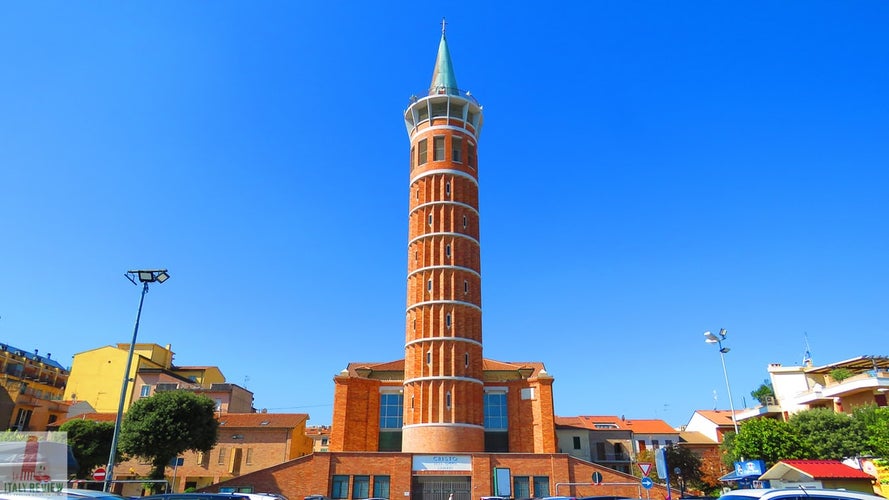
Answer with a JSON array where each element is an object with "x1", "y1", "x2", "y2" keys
[{"x1": 641, "y1": 477, "x2": 654, "y2": 490}]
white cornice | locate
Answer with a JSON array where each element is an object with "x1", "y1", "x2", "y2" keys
[
  {"x1": 404, "y1": 337, "x2": 482, "y2": 348},
  {"x1": 408, "y1": 232, "x2": 480, "y2": 247},
  {"x1": 406, "y1": 299, "x2": 481, "y2": 313}
]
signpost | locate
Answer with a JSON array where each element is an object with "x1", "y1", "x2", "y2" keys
[{"x1": 93, "y1": 468, "x2": 107, "y2": 482}]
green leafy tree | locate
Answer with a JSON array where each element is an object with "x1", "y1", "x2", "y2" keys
[
  {"x1": 664, "y1": 445, "x2": 703, "y2": 493},
  {"x1": 118, "y1": 390, "x2": 218, "y2": 491},
  {"x1": 725, "y1": 417, "x2": 805, "y2": 467},
  {"x1": 852, "y1": 405, "x2": 889, "y2": 457},
  {"x1": 788, "y1": 408, "x2": 866, "y2": 460},
  {"x1": 829, "y1": 368, "x2": 854, "y2": 382},
  {"x1": 59, "y1": 419, "x2": 115, "y2": 478},
  {"x1": 750, "y1": 380, "x2": 775, "y2": 405}
]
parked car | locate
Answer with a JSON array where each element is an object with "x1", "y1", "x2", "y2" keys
[
  {"x1": 141, "y1": 494, "x2": 251, "y2": 500},
  {"x1": 719, "y1": 488, "x2": 883, "y2": 500},
  {"x1": 240, "y1": 494, "x2": 289, "y2": 500},
  {"x1": 578, "y1": 496, "x2": 637, "y2": 500},
  {"x1": 0, "y1": 490, "x2": 128, "y2": 500}
]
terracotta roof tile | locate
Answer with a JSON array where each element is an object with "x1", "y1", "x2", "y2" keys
[
  {"x1": 55, "y1": 412, "x2": 118, "y2": 426},
  {"x1": 779, "y1": 460, "x2": 874, "y2": 479},
  {"x1": 625, "y1": 419, "x2": 678, "y2": 434},
  {"x1": 216, "y1": 413, "x2": 308, "y2": 428},
  {"x1": 695, "y1": 410, "x2": 737, "y2": 426}
]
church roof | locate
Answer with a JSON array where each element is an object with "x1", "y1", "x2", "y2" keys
[{"x1": 429, "y1": 21, "x2": 459, "y2": 95}]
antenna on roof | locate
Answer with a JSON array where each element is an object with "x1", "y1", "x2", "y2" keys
[{"x1": 441, "y1": 17, "x2": 447, "y2": 36}]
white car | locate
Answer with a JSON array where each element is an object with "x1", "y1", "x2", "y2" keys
[{"x1": 719, "y1": 488, "x2": 883, "y2": 500}]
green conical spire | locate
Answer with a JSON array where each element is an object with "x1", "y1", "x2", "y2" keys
[{"x1": 429, "y1": 19, "x2": 459, "y2": 95}]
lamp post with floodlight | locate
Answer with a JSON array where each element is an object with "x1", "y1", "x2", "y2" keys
[
  {"x1": 704, "y1": 328, "x2": 739, "y2": 434},
  {"x1": 104, "y1": 269, "x2": 169, "y2": 492}
]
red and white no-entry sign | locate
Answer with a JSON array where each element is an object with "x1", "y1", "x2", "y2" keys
[{"x1": 92, "y1": 468, "x2": 107, "y2": 481}]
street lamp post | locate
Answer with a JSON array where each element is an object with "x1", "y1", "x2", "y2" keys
[
  {"x1": 704, "y1": 328, "x2": 739, "y2": 434},
  {"x1": 104, "y1": 269, "x2": 169, "y2": 492}
]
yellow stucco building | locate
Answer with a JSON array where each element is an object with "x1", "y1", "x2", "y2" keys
[{"x1": 64, "y1": 343, "x2": 226, "y2": 413}]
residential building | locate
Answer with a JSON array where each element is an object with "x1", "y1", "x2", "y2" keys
[
  {"x1": 684, "y1": 409, "x2": 737, "y2": 443},
  {"x1": 554, "y1": 416, "x2": 634, "y2": 473},
  {"x1": 0, "y1": 342, "x2": 69, "y2": 431},
  {"x1": 554, "y1": 416, "x2": 678, "y2": 474},
  {"x1": 307, "y1": 425, "x2": 331, "y2": 453},
  {"x1": 64, "y1": 343, "x2": 227, "y2": 414},
  {"x1": 203, "y1": 26, "x2": 675, "y2": 500},
  {"x1": 677, "y1": 430, "x2": 719, "y2": 458},
  {"x1": 57, "y1": 411, "x2": 313, "y2": 496},
  {"x1": 627, "y1": 419, "x2": 680, "y2": 455},
  {"x1": 736, "y1": 356, "x2": 889, "y2": 422}
]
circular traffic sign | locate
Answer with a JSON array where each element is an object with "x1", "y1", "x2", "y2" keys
[
  {"x1": 92, "y1": 468, "x2": 106, "y2": 481},
  {"x1": 592, "y1": 472, "x2": 603, "y2": 485},
  {"x1": 641, "y1": 477, "x2": 653, "y2": 490}
]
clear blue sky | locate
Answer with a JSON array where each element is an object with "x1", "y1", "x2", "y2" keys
[{"x1": 2, "y1": 2, "x2": 887, "y2": 429}]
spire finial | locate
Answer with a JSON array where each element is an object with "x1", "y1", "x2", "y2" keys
[{"x1": 429, "y1": 18, "x2": 458, "y2": 95}]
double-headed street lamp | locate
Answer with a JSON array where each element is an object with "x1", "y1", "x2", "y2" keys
[
  {"x1": 704, "y1": 328, "x2": 739, "y2": 434},
  {"x1": 105, "y1": 269, "x2": 170, "y2": 492}
]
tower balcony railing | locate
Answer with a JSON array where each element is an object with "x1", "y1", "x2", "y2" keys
[{"x1": 409, "y1": 87, "x2": 479, "y2": 106}]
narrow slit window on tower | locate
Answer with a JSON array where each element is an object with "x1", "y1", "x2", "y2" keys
[
  {"x1": 446, "y1": 313, "x2": 452, "y2": 328},
  {"x1": 410, "y1": 146, "x2": 415, "y2": 170},
  {"x1": 465, "y1": 352, "x2": 469, "y2": 367},
  {"x1": 464, "y1": 280, "x2": 469, "y2": 293},
  {"x1": 445, "y1": 244, "x2": 451, "y2": 258},
  {"x1": 426, "y1": 352, "x2": 431, "y2": 365},
  {"x1": 452, "y1": 137, "x2": 463, "y2": 163},
  {"x1": 463, "y1": 215, "x2": 467, "y2": 228},
  {"x1": 445, "y1": 181, "x2": 451, "y2": 196},
  {"x1": 427, "y1": 279, "x2": 432, "y2": 292},
  {"x1": 411, "y1": 395, "x2": 414, "y2": 409},
  {"x1": 418, "y1": 139, "x2": 428, "y2": 165},
  {"x1": 413, "y1": 319, "x2": 416, "y2": 331},
  {"x1": 433, "y1": 136, "x2": 445, "y2": 161},
  {"x1": 428, "y1": 214, "x2": 432, "y2": 225},
  {"x1": 415, "y1": 250, "x2": 418, "y2": 262},
  {"x1": 446, "y1": 391, "x2": 452, "y2": 409}
]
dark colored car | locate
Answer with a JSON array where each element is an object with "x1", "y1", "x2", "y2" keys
[{"x1": 142, "y1": 494, "x2": 251, "y2": 500}]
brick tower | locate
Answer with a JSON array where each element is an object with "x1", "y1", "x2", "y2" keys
[{"x1": 401, "y1": 23, "x2": 485, "y2": 453}]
